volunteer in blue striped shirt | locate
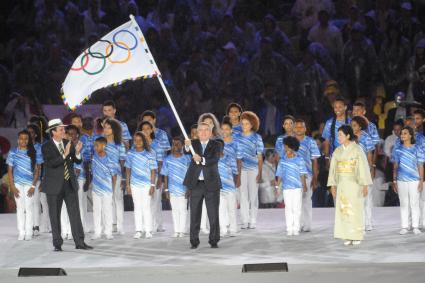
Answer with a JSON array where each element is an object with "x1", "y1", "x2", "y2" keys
[
  {"x1": 102, "y1": 100, "x2": 132, "y2": 150},
  {"x1": 392, "y1": 126, "x2": 424, "y2": 235},
  {"x1": 91, "y1": 137, "x2": 117, "y2": 240},
  {"x1": 236, "y1": 111, "x2": 264, "y2": 229},
  {"x1": 275, "y1": 136, "x2": 308, "y2": 236},
  {"x1": 161, "y1": 136, "x2": 191, "y2": 238},
  {"x1": 226, "y1": 103, "x2": 243, "y2": 137},
  {"x1": 7, "y1": 130, "x2": 41, "y2": 240},
  {"x1": 103, "y1": 118, "x2": 127, "y2": 235},
  {"x1": 294, "y1": 119, "x2": 320, "y2": 232},
  {"x1": 140, "y1": 110, "x2": 171, "y2": 233},
  {"x1": 275, "y1": 115, "x2": 296, "y2": 160}
]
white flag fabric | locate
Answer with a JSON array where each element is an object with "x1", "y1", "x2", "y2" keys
[{"x1": 62, "y1": 19, "x2": 159, "y2": 109}]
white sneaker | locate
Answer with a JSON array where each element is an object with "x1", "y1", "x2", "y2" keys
[
  {"x1": 145, "y1": 232, "x2": 153, "y2": 239},
  {"x1": 413, "y1": 228, "x2": 422, "y2": 235},
  {"x1": 365, "y1": 225, "x2": 373, "y2": 231},
  {"x1": 344, "y1": 240, "x2": 352, "y2": 246},
  {"x1": 157, "y1": 227, "x2": 165, "y2": 232},
  {"x1": 287, "y1": 231, "x2": 293, "y2": 236},
  {"x1": 18, "y1": 234, "x2": 25, "y2": 241},
  {"x1": 178, "y1": 233, "x2": 184, "y2": 238},
  {"x1": 293, "y1": 231, "x2": 300, "y2": 236},
  {"x1": 201, "y1": 229, "x2": 210, "y2": 234},
  {"x1": 172, "y1": 232, "x2": 179, "y2": 238},
  {"x1": 117, "y1": 230, "x2": 125, "y2": 235},
  {"x1": 91, "y1": 234, "x2": 101, "y2": 240},
  {"x1": 134, "y1": 232, "x2": 143, "y2": 239},
  {"x1": 229, "y1": 232, "x2": 237, "y2": 237},
  {"x1": 112, "y1": 225, "x2": 118, "y2": 232},
  {"x1": 67, "y1": 234, "x2": 73, "y2": 240},
  {"x1": 352, "y1": 241, "x2": 361, "y2": 245},
  {"x1": 399, "y1": 228, "x2": 409, "y2": 235},
  {"x1": 24, "y1": 235, "x2": 32, "y2": 241},
  {"x1": 241, "y1": 224, "x2": 248, "y2": 229},
  {"x1": 33, "y1": 229, "x2": 40, "y2": 237},
  {"x1": 105, "y1": 234, "x2": 114, "y2": 240}
]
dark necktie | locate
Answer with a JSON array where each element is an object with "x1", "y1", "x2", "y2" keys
[{"x1": 59, "y1": 143, "x2": 70, "y2": 180}]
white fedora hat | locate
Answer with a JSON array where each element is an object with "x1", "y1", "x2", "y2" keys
[{"x1": 45, "y1": 118, "x2": 67, "y2": 133}]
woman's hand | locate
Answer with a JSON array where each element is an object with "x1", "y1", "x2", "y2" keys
[
  {"x1": 362, "y1": 186, "x2": 368, "y2": 197},
  {"x1": 126, "y1": 185, "x2": 132, "y2": 195},
  {"x1": 331, "y1": 186, "x2": 336, "y2": 199},
  {"x1": 149, "y1": 185, "x2": 155, "y2": 196},
  {"x1": 256, "y1": 172, "x2": 262, "y2": 183},
  {"x1": 392, "y1": 182, "x2": 398, "y2": 194},
  {"x1": 11, "y1": 185, "x2": 20, "y2": 198},
  {"x1": 27, "y1": 186, "x2": 35, "y2": 197},
  {"x1": 418, "y1": 182, "x2": 424, "y2": 193}
]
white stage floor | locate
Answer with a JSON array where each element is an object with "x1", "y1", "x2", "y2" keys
[{"x1": 1, "y1": 207, "x2": 424, "y2": 270}]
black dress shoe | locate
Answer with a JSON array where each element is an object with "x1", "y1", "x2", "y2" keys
[
  {"x1": 210, "y1": 243, "x2": 218, "y2": 248},
  {"x1": 76, "y1": 243, "x2": 93, "y2": 250},
  {"x1": 190, "y1": 244, "x2": 199, "y2": 249},
  {"x1": 54, "y1": 246, "x2": 63, "y2": 252}
]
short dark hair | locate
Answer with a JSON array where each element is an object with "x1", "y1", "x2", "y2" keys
[
  {"x1": 334, "y1": 96, "x2": 347, "y2": 105},
  {"x1": 172, "y1": 135, "x2": 184, "y2": 143},
  {"x1": 103, "y1": 100, "x2": 116, "y2": 108},
  {"x1": 190, "y1": 124, "x2": 198, "y2": 130},
  {"x1": 226, "y1": 103, "x2": 243, "y2": 115},
  {"x1": 282, "y1": 115, "x2": 295, "y2": 123},
  {"x1": 283, "y1": 136, "x2": 300, "y2": 151},
  {"x1": 353, "y1": 101, "x2": 366, "y2": 108},
  {"x1": 401, "y1": 126, "x2": 416, "y2": 144},
  {"x1": 95, "y1": 136, "x2": 107, "y2": 144},
  {"x1": 413, "y1": 109, "x2": 425, "y2": 118},
  {"x1": 140, "y1": 110, "x2": 156, "y2": 120},
  {"x1": 294, "y1": 118, "x2": 305, "y2": 124},
  {"x1": 221, "y1": 116, "x2": 233, "y2": 129},
  {"x1": 69, "y1": 113, "x2": 83, "y2": 121},
  {"x1": 338, "y1": 125, "x2": 356, "y2": 141},
  {"x1": 65, "y1": 124, "x2": 80, "y2": 136},
  {"x1": 351, "y1": 116, "x2": 368, "y2": 131}
]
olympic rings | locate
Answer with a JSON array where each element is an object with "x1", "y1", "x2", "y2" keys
[
  {"x1": 70, "y1": 29, "x2": 140, "y2": 75},
  {"x1": 113, "y1": 29, "x2": 138, "y2": 51},
  {"x1": 80, "y1": 51, "x2": 106, "y2": 75},
  {"x1": 106, "y1": 41, "x2": 131, "y2": 64},
  {"x1": 70, "y1": 50, "x2": 89, "y2": 71},
  {"x1": 88, "y1": 39, "x2": 114, "y2": 59}
]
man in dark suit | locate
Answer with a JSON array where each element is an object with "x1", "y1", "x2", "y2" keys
[
  {"x1": 184, "y1": 122, "x2": 222, "y2": 249},
  {"x1": 41, "y1": 119, "x2": 92, "y2": 251}
]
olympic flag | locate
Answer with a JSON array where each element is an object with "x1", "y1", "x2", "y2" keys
[
  {"x1": 62, "y1": 17, "x2": 159, "y2": 109},
  {"x1": 63, "y1": 15, "x2": 195, "y2": 153}
]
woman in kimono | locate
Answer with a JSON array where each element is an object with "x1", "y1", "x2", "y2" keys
[{"x1": 328, "y1": 125, "x2": 373, "y2": 246}]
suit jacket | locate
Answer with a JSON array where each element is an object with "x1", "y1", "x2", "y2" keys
[
  {"x1": 41, "y1": 139, "x2": 82, "y2": 195},
  {"x1": 183, "y1": 139, "x2": 222, "y2": 190}
]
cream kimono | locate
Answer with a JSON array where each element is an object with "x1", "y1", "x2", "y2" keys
[{"x1": 327, "y1": 142, "x2": 373, "y2": 240}]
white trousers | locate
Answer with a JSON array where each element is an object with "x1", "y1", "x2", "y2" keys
[
  {"x1": 112, "y1": 175, "x2": 124, "y2": 231},
  {"x1": 420, "y1": 183, "x2": 425, "y2": 227},
  {"x1": 364, "y1": 184, "x2": 374, "y2": 228},
  {"x1": 14, "y1": 184, "x2": 34, "y2": 236},
  {"x1": 170, "y1": 195, "x2": 188, "y2": 233},
  {"x1": 200, "y1": 200, "x2": 209, "y2": 231},
  {"x1": 398, "y1": 181, "x2": 420, "y2": 229},
  {"x1": 93, "y1": 192, "x2": 113, "y2": 236},
  {"x1": 301, "y1": 176, "x2": 312, "y2": 230},
  {"x1": 283, "y1": 189, "x2": 302, "y2": 233},
  {"x1": 61, "y1": 203, "x2": 71, "y2": 236},
  {"x1": 151, "y1": 184, "x2": 163, "y2": 231},
  {"x1": 32, "y1": 181, "x2": 41, "y2": 227},
  {"x1": 132, "y1": 185, "x2": 153, "y2": 233},
  {"x1": 219, "y1": 192, "x2": 238, "y2": 234},
  {"x1": 240, "y1": 169, "x2": 259, "y2": 225},
  {"x1": 77, "y1": 179, "x2": 88, "y2": 231}
]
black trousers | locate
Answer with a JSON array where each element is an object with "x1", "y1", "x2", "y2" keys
[
  {"x1": 189, "y1": 181, "x2": 220, "y2": 246},
  {"x1": 46, "y1": 180, "x2": 85, "y2": 248}
]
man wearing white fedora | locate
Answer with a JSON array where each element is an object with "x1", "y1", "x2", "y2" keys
[{"x1": 41, "y1": 118, "x2": 93, "y2": 251}]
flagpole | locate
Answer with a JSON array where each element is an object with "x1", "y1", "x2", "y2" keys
[{"x1": 129, "y1": 15, "x2": 195, "y2": 155}]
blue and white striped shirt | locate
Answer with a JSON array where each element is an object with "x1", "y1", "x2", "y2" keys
[
  {"x1": 275, "y1": 134, "x2": 290, "y2": 158},
  {"x1": 92, "y1": 153, "x2": 115, "y2": 195},
  {"x1": 392, "y1": 144, "x2": 424, "y2": 182},
  {"x1": 357, "y1": 131, "x2": 374, "y2": 155},
  {"x1": 160, "y1": 154, "x2": 190, "y2": 197},
  {"x1": 232, "y1": 124, "x2": 242, "y2": 137},
  {"x1": 219, "y1": 154, "x2": 237, "y2": 194},
  {"x1": 6, "y1": 148, "x2": 34, "y2": 186},
  {"x1": 80, "y1": 133, "x2": 93, "y2": 161},
  {"x1": 105, "y1": 142, "x2": 126, "y2": 175},
  {"x1": 154, "y1": 128, "x2": 171, "y2": 161},
  {"x1": 125, "y1": 149, "x2": 158, "y2": 188},
  {"x1": 224, "y1": 140, "x2": 238, "y2": 174},
  {"x1": 322, "y1": 117, "x2": 352, "y2": 153},
  {"x1": 276, "y1": 155, "x2": 308, "y2": 190},
  {"x1": 367, "y1": 122, "x2": 380, "y2": 146},
  {"x1": 297, "y1": 136, "x2": 321, "y2": 177},
  {"x1": 236, "y1": 132, "x2": 264, "y2": 170},
  {"x1": 118, "y1": 120, "x2": 132, "y2": 142}
]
